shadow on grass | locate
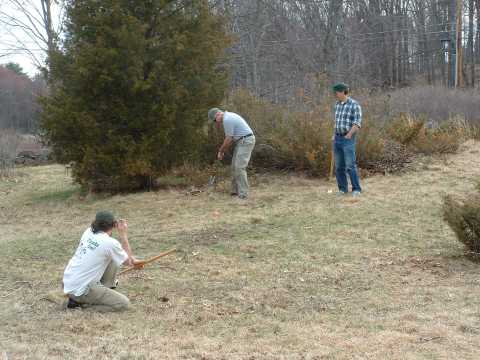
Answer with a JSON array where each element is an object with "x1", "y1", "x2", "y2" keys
[
  {"x1": 31, "y1": 187, "x2": 80, "y2": 203},
  {"x1": 155, "y1": 175, "x2": 190, "y2": 188}
]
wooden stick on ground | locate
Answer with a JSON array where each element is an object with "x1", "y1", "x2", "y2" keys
[
  {"x1": 119, "y1": 248, "x2": 176, "y2": 275},
  {"x1": 329, "y1": 149, "x2": 335, "y2": 181}
]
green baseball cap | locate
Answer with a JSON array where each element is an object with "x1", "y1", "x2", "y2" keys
[
  {"x1": 208, "y1": 108, "x2": 221, "y2": 123},
  {"x1": 95, "y1": 211, "x2": 116, "y2": 226},
  {"x1": 333, "y1": 83, "x2": 349, "y2": 93}
]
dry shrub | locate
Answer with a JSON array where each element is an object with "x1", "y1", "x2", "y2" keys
[
  {"x1": 387, "y1": 114, "x2": 468, "y2": 155},
  {"x1": 356, "y1": 110, "x2": 415, "y2": 174},
  {"x1": 444, "y1": 190, "x2": 480, "y2": 255},
  {"x1": 471, "y1": 125, "x2": 480, "y2": 140},
  {"x1": 415, "y1": 117, "x2": 471, "y2": 154},
  {"x1": 225, "y1": 89, "x2": 334, "y2": 176},
  {"x1": 387, "y1": 113, "x2": 425, "y2": 146},
  {"x1": 201, "y1": 88, "x2": 471, "y2": 180},
  {"x1": 356, "y1": 120, "x2": 385, "y2": 164},
  {"x1": 223, "y1": 88, "x2": 285, "y2": 141},
  {"x1": 420, "y1": 129, "x2": 461, "y2": 154},
  {"x1": 224, "y1": 88, "x2": 415, "y2": 177},
  {"x1": 414, "y1": 130, "x2": 457, "y2": 155},
  {"x1": 265, "y1": 109, "x2": 334, "y2": 175}
]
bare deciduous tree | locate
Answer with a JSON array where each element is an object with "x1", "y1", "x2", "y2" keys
[
  {"x1": 214, "y1": 0, "x2": 477, "y2": 102},
  {"x1": 0, "y1": 0, "x2": 64, "y2": 77},
  {"x1": 0, "y1": 65, "x2": 46, "y2": 132}
]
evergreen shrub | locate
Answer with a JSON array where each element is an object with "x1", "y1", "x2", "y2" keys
[
  {"x1": 444, "y1": 185, "x2": 480, "y2": 254},
  {"x1": 42, "y1": 0, "x2": 230, "y2": 192}
]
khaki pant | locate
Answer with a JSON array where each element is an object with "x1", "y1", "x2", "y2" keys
[
  {"x1": 231, "y1": 135, "x2": 255, "y2": 197},
  {"x1": 70, "y1": 261, "x2": 130, "y2": 312}
]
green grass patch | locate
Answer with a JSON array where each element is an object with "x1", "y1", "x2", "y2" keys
[{"x1": 30, "y1": 187, "x2": 80, "y2": 203}]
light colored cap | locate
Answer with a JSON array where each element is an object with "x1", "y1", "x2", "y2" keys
[{"x1": 208, "y1": 108, "x2": 222, "y2": 123}]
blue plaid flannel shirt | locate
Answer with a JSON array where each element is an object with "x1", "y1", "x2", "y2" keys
[{"x1": 334, "y1": 97, "x2": 362, "y2": 135}]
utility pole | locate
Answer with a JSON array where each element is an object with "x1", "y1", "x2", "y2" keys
[
  {"x1": 448, "y1": 0, "x2": 456, "y2": 87},
  {"x1": 455, "y1": 0, "x2": 464, "y2": 87}
]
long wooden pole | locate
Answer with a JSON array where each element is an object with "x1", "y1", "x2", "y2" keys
[{"x1": 119, "y1": 248, "x2": 176, "y2": 275}]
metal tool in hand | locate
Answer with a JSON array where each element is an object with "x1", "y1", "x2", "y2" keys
[{"x1": 207, "y1": 159, "x2": 224, "y2": 188}]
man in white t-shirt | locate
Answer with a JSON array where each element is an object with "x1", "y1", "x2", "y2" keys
[
  {"x1": 63, "y1": 211, "x2": 143, "y2": 312},
  {"x1": 208, "y1": 108, "x2": 256, "y2": 199}
]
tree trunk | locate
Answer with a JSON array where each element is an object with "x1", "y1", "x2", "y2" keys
[
  {"x1": 468, "y1": 0, "x2": 475, "y2": 87},
  {"x1": 455, "y1": 0, "x2": 463, "y2": 87}
]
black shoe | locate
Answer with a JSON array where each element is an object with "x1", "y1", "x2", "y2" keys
[
  {"x1": 230, "y1": 192, "x2": 238, "y2": 196},
  {"x1": 110, "y1": 279, "x2": 119, "y2": 289},
  {"x1": 67, "y1": 298, "x2": 81, "y2": 309}
]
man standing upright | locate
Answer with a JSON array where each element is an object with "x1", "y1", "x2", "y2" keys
[
  {"x1": 332, "y1": 83, "x2": 362, "y2": 196},
  {"x1": 208, "y1": 108, "x2": 255, "y2": 199}
]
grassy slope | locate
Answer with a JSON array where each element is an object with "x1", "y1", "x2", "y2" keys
[{"x1": 1, "y1": 141, "x2": 479, "y2": 360}]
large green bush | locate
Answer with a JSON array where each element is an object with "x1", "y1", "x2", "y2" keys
[{"x1": 42, "y1": 0, "x2": 230, "y2": 192}]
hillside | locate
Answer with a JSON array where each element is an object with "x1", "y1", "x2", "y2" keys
[{"x1": 1, "y1": 141, "x2": 479, "y2": 359}]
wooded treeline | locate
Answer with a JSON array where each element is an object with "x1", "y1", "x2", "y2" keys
[
  {"x1": 1, "y1": 0, "x2": 479, "y2": 133},
  {"x1": 213, "y1": 0, "x2": 480, "y2": 102},
  {"x1": 0, "y1": 66, "x2": 46, "y2": 132}
]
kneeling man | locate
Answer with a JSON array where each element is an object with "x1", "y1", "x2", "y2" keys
[{"x1": 63, "y1": 211, "x2": 142, "y2": 312}]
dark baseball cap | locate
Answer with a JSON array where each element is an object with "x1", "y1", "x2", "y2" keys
[
  {"x1": 333, "y1": 83, "x2": 349, "y2": 92},
  {"x1": 95, "y1": 211, "x2": 116, "y2": 226}
]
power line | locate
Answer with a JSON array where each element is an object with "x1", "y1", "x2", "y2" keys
[{"x1": 241, "y1": 28, "x2": 467, "y2": 50}]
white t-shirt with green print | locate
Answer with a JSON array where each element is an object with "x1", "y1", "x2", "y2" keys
[{"x1": 63, "y1": 227, "x2": 128, "y2": 296}]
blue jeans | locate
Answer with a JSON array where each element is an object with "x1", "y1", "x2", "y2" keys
[{"x1": 333, "y1": 134, "x2": 361, "y2": 193}]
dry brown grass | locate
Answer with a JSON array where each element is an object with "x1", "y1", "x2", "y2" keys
[{"x1": 1, "y1": 141, "x2": 480, "y2": 359}]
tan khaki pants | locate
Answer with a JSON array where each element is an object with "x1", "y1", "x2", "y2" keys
[
  {"x1": 231, "y1": 135, "x2": 255, "y2": 197},
  {"x1": 70, "y1": 261, "x2": 130, "y2": 312}
]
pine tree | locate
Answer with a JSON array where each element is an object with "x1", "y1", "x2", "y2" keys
[{"x1": 42, "y1": 0, "x2": 230, "y2": 191}]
